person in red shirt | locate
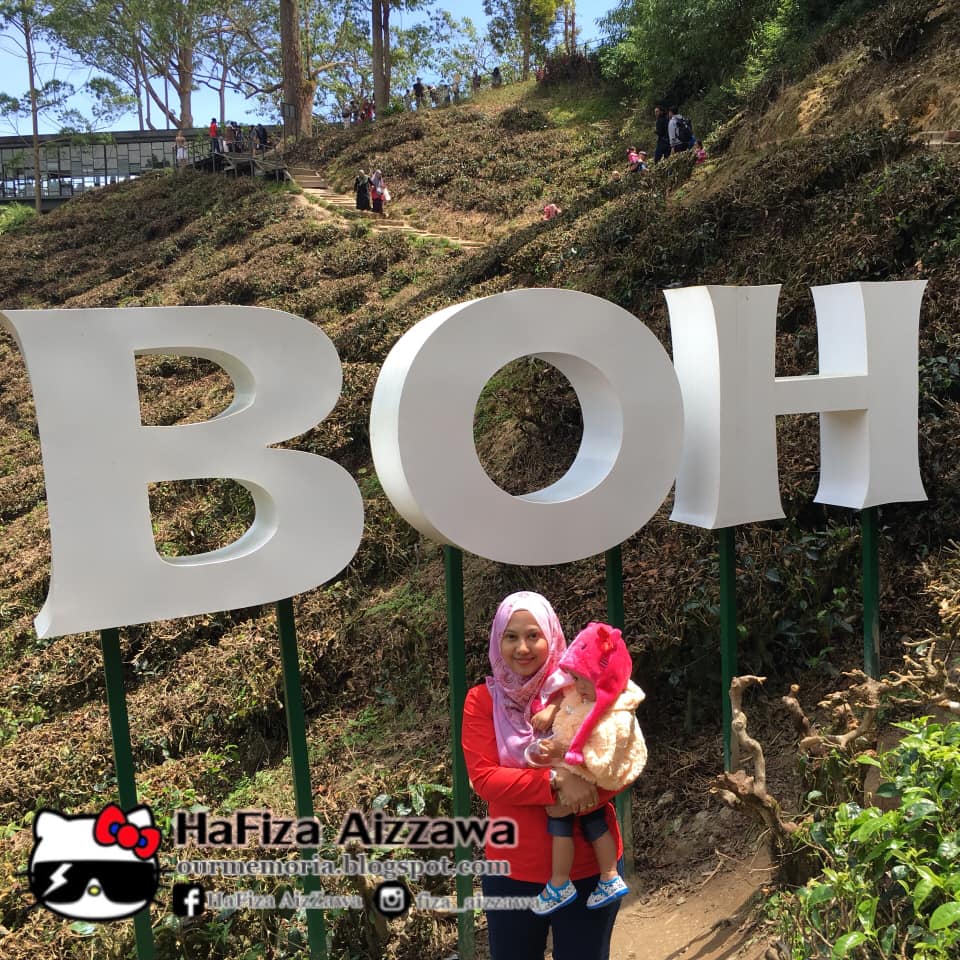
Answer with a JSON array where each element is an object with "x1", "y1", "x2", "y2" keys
[{"x1": 461, "y1": 591, "x2": 624, "y2": 960}]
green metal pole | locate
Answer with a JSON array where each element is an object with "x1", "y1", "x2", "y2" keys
[
  {"x1": 275, "y1": 598, "x2": 326, "y2": 960},
  {"x1": 100, "y1": 628, "x2": 155, "y2": 960},
  {"x1": 443, "y1": 546, "x2": 474, "y2": 960},
  {"x1": 861, "y1": 507, "x2": 880, "y2": 679},
  {"x1": 718, "y1": 528, "x2": 737, "y2": 773},
  {"x1": 604, "y1": 546, "x2": 633, "y2": 875},
  {"x1": 605, "y1": 545, "x2": 625, "y2": 631}
]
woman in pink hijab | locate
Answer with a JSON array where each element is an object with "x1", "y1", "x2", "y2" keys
[{"x1": 461, "y1": 591, "x2": 625, "y2": 960}]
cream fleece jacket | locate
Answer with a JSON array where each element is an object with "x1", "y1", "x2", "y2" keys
[{"x1": 550, "y1": 680, "x2": 648, "y2": 791}]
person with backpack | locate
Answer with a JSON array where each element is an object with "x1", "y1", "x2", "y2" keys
[{"x1": 668, "y1": 107, "x2": 693, "y2": 153}]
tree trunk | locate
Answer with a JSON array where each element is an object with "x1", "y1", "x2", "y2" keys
[
  {"x1": 298, "y1": 77, "x2": 316, "y2": 138},
  {"x1": 137, "y1": 28, "x2": 154, "y2": 129},
  {"x1": 217, "y1": 37, "x2": 228, "y2": 126},
  {"x1": 521, "y1": 10, "x2": 531, "y2": 80},
  {"x1": 23, "y1": 10, "x2": 42, "y2": 214},
  {"x1": 371, "y1": 0, "x2": 386, "y2": 113},
  {"x1": 178, "y1": 43, "x2": 195, "y2": 128},
  {"x1": 134, "y1": 57, "x2": 144, "y2": 130},
  {"x1": 280, "y1": 0, "x2": 304, "y2": 137},
  {"x1": 382, "y1": 3, "x2": 391, "y2": 106}
]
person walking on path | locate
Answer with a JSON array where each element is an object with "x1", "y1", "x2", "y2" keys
[
  {"x1": 370, "y1": 169, "x2": 389, "y2": 216},
  {"x1": 413, "y1": 77, "x2": 425, "y2": 109},
  {"x1": 175, "y1": 130, "x2": 188, "y2": 168},
  {"x1": 354, "y1": 169, "x2": 371, "y2": 211},
  {"x1": 654, "y1": 105, "x2": 671, "y2": 162},
  {"x1": 461, "y1": 591, "x2": 625, "y2": 960},
  {"x1": 209, "y1": 118, "x2": 219, "y2": 155}
]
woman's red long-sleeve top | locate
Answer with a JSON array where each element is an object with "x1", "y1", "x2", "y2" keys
[{"x1": 461, "y1": 684, "x2": 622, "y2": 883}]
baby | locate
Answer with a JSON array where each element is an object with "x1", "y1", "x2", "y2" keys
[{"x1": 526, "y1": 622, "x2": 647, "y2": 915}]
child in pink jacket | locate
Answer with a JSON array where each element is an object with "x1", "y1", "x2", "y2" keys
[{"x1": 527, "y1": 622, "x2": 647, "y2": 915}]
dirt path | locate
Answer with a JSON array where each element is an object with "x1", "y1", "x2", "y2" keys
[
  {"x1": 608, "y1": 845, "x2": 774, "y2": 960},
  {"x1": 288, "y1": 167, "x2": 487, "y2": 249}
]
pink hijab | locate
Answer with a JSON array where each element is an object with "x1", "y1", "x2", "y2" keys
[{"x1": 486, "y1": 591, "x2": 569, "y2": 767}]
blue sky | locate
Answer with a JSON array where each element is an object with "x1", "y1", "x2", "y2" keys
[{"x1": 0, "y1": 1, "x2": 616, "y2": 135}]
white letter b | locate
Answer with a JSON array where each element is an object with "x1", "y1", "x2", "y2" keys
[{"x1": 0, "y1": 306, "x2": 363, "y2": 637}]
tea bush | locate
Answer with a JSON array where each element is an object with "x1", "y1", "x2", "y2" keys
[
  {"x1": 0, "y1": 203, "x2": 35, "y2": 235},
  {"x1": 773, "y1": 718, "x2": 960, "y2": 958}
]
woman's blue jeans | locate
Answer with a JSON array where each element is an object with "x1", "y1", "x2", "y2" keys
[{"x1": 481, "y1": 859, "x2": 623, "y2": 960}]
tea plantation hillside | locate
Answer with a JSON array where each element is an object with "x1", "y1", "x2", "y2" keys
[{"x1": 1, "y1": 1, "x2": 960, "y2": 957}]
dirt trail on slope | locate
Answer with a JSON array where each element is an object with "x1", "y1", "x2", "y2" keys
[
  {"x1": 609, "y1": 844, "x2": 775, "y2": 960},
  {"x1": 288, "y1": 167, "x2": 487, "y2": 249}
]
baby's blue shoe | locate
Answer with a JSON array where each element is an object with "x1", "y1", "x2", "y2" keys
[
  {"x1": 586, "y1": 875, "x2": 629, "y2": 909},
  {"x1": 531, "y1": 880, "x2": 578, "y2": 915}
]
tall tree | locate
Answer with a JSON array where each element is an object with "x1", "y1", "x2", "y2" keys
[
  {"x1": 230, "y1": 0, "x2": 363, "y2": 135},
  {"x1": 560, "y1": 0, "x2": 577, "y2": 54},
  {"x1": 599, "y1": 0, "x2": 783, "y2": 105},
  {"x1": 370, "y1": 2, "x2": 430, "y2": 115},
  {"x1": 392, "y1": 12, "x2": 498, "y2": 93},
  {"x1": 1, "y1": 0, "x2": 131, "y2": 207},
  {"x1": 279, "y1": 0, "x2": 306, "y2": 132},
  {"x1": 483, "y1": 0, "x2": 558, "y2": 80},
  {"x1": 370, "y1": 0, "x2": 387, "y2": 111},
  {"x1": 1, "y1": 0, "x2": 47, "y2": 211},
  {"x1": 47, "y1": 0, "x2": 190, "y2": 128}
]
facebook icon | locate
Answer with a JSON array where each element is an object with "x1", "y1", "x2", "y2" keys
[{"x1": 172, "y1": 883, "x2": 206, "y2": 918}]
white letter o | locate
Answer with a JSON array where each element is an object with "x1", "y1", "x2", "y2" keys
[{"x1": 370, "y1": 289, "x2": 683, "y2": 565}]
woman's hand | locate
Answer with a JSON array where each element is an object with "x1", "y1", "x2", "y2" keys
[{"x1": 554, "y1": 768, "x2": 598, "y2": 813}]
